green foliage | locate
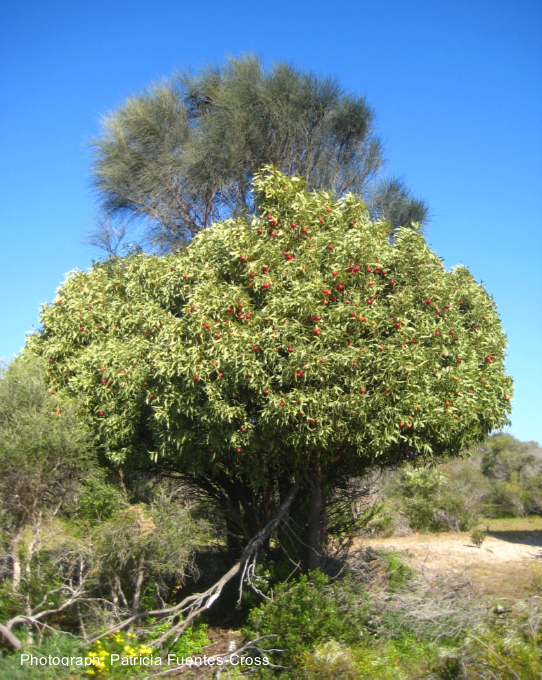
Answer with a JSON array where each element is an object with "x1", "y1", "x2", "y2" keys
[
  {"x1": 0, "y1": 634, "x2": 83, "y2": 679},
  {"x1": 78, "y1": 473, "x2": 126, "y2": 522},
  {"x1": 480, "y1": 433, "x2": 542, "y2": 517},
  {"x1": 458, "y1": 600, "x2": 542, "y2": 678},
  {"x1": 93, "y1": 497, "x2": 209, "y2": 610},
  {"x1": 470, "y1": 526, "x2": 487, "y2": 547},
  {"x1": 29, "y1": 168, "x2": 512, "y2": 515},
  {"x1": 400, "y1": 465, "x2": 482, "y2": 532},
  {"x1": 90, "y1": 55, "x2": 427, "y2": 253},
  {"x1": 247, "y1": 570, "x2": 367, "y2": 664},
  {"x1": 0, "y1": 355, "x2": 94, "y2": 529}
]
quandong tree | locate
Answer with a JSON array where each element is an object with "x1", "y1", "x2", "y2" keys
[{"x1": 29, "y1": 168, "x2": 512, "y2": 567}]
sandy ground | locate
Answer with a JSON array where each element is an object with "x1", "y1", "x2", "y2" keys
[{"x1": 358, "y1": 528, "x2": 542, "y2": 596}]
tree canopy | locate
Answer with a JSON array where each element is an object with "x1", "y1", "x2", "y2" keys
[
  {"x1": 30, "y1": 168, "x2": 511, "y2": 561},
  {"x1": 90, "y1": 55, "x2": 428, "y2": 253}
]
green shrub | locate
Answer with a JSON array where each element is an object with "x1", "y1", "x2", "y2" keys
[
  {"x1": 246, "y1": 570, "x2": 367, "y2": 664},
  {"x1": 470, "y1": 526, "x2": 487, "y2": 548}
]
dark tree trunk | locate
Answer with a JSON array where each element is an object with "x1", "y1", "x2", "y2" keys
[{"x1": 307, "y1": 455, "x2": 326, "y2": 570}]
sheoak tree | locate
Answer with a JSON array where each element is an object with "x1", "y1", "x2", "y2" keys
[
  {"x1": 30, "y1": 168, "x2": 512, "y2": 567},
  {"x1": 90, "y1": 55, "x2": 428, "y2": 253}
]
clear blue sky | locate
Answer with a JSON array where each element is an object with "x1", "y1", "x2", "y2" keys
[{"x1": 1, "y1": 0, "x2": 541, "y2": 443}]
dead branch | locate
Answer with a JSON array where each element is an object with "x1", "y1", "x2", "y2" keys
[
  {"x1": 83, "y1": 483, "x2": 298, "y2": 649},
  {"x1": 0, "y1": 623, "x2": 22, "y2": 649}
]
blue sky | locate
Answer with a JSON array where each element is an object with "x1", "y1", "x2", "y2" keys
[{"x1": 1, "y1": 0, "x2": 541, "y2": 443}]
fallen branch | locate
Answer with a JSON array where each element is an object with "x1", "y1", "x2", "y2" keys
[
  {"x1": 0, "y1": 623, "x2": 22, "y2": 649},
  {"x1": 83, "y1": 482, "x2": 298, "y2": 649}
]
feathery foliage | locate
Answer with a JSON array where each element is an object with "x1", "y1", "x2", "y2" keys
[{"x1": 90, "y1": 55, "x2": 428, "y2": 253}]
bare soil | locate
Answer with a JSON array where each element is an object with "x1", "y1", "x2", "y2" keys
[{"x1": 359, "y1": 518, "x2": 542, "y2": 597}]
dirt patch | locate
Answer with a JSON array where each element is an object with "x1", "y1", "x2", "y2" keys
[{"x1": 359, "y1": 528, "x2": 542, "y2": 597}]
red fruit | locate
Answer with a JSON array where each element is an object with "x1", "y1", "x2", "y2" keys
[
  {"x1": 245, "y1": 313, "x2": 251, "y2": 319},
  {"x1": 351, "y1": 313, "x2": 357, "y2": 318},
  {"x1": 291, "y1": 222, "x2": 297, "y2": 228},
  {"x1": 435, "y1": 331, "x2": 440, "y2": 336},
  {"x1": 368, "y1": 281, "x2": 374, "y2": 286},
  {"x1": 445, "y1": 303, "x2": 450, "y2": 309},
  {"x1": 399, "y1": 423, "x2": 404, "y2": 428},
  {"x1": 385, "y1": 387, "x2": 390, "y2": 392},
  {"x1": 350, "y1": 221, "x2": 355, "y2": 226},
  {"x1": 360, "y1": 388, "x2": 366, "y2": 394},
  {"x1": 205, "y1": 323, "x2": 210, "y2": 329},
  {"x1": 194, "y1": 375, "x2": 199, "y2": 381},
  {"x1": 237, "y1": 448, "x2": 242, "y2": 453},
  {"x1": 264, "y1": 389, "x2": 269, "y2": 395},
  {"x1": 322, "y1": 359, "x2": 326, "y2": 363},
  {"x1": 101, "y1": 379, "x2": 105, "y2": 384},
  {"x1": 332, "y1": 270, "x2": 338, "y2": 276},
  {"x1": 79, "y1": 326, "x2": 83, "y2": 332},
  {"x1": 326, "y1": 207, "x2": 331, "y2": 213},
  {"x1": 313, "y1": 328, "x2": 320, "y2": 336},
  {"x1": 263, "y1": 283, "x2": 269, "y2": 290},
  {"x1": 280, "y1": 402, "x2": 285, "y2": 407},
  {"x1": 183, "y1": 273, "x2": 187, "y2": 279},
  {"x1": 257, "y1": 228, "x2": 263, "y2": 234},
  {"x1": 336, "y1": 284, "x2": 344, "y2": 290},
  {"x1": 302, "y1": 227, "x2": 308, "y2": 233},
  {"x1": 252, "y1": 346, "x2": 258, "y2": 352},
  {"x1": 445, "y1": 400, "x2": 450, "y2": 406},
  {"x1": 395, "y1": 323, "x2": 400, "y2": 328},
  {"x1": 360, "y1": 316, "x2": 366, "y2": 322},
  {"x1": 355, "y1": 265, "x2": 360, "y2": 271},
  {"x1": 99, "y1": 326, "x2": 104, "y2": 330},
  {"x1": 426, "y1": 299, "x2": 432, "y2": 305},
  {"x1": 319, "y1": 218, "x2": 324, "y2": 223},
  {"x1": 98, "y1": 412, "x2": 104, "y2": 417},
  {"x1": 436, "y1": 309, "x2": 441, "y2": 315},
  {"x1": 449, "y1": 330, "x2": 455, "y2": 335},
  {"x1": 329, "y1": 244, "x2": 333, "y2": 250},
  {"x1": 353, "y1": 362, "x2": 358, "y2": 367},
  {"x1": 457, "y1": 358, "x2": 462, "y2": 363},
  {"x1": 310, "y1": 419, "x2": 316, "y2": 424},
  {"x1": 288, "y1": 347, "x2": 293, "y2": 352},
  {"x1": 366, "y1": 299, "x2": 372, "y2": 305},
  {"x1": 240, "y1": 256, "x2": 246, "y2": 262},
  {"x1": 57, "y1": 301, "x2": 62, "y2": 305},
  {"x1": 50, "y1": 390, "x2": 54, "y2": 394},
  {"x1": 219, "y1": 372, "x2": 223, "y2": 378},
  {"x1": 504, "y1": 396, "x2": 510, "y2": 401},
  {"x1": 316, "y1": 315, "x2": 321, "y2": 321},
  {"x1": 297, "y1": 371, "x2": 303, "y2": 378},
  {"x1": 150, "y1": 394, "x2": 154, "y2": 399},
  {"x1": 250, "y1": 273, "x2": 255, "y2": 278},
  {"x1": 146, "y1": 330, "x2": 150, "y2": 334},
  {"x1": 215, "y1": 333, "x2": 221, "y2": 339},
  {"x1": 49, "y1": 358, "x2": 54, "y2": 363},
  {"x1": 271, "y1": 232, "x2": 277, "y2": 237}
]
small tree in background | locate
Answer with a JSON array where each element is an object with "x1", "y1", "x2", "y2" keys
[
  {"x1": 89, "y1": 55, "x2": 428, "y2": 253},
  {"x1": 31, "y1": 168, "x2": 511, "y2": 567}
]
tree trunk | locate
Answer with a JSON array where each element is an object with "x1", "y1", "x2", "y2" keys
[
  {"x1": 131, "y1": 555, "x2": 146, "y2": 615},
  {"x1": 10, "y1": 530, "x2": 23, "y2": 593},
  {"x1": 307, "y1": 455, "x2": 326, "y2": 570}
]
